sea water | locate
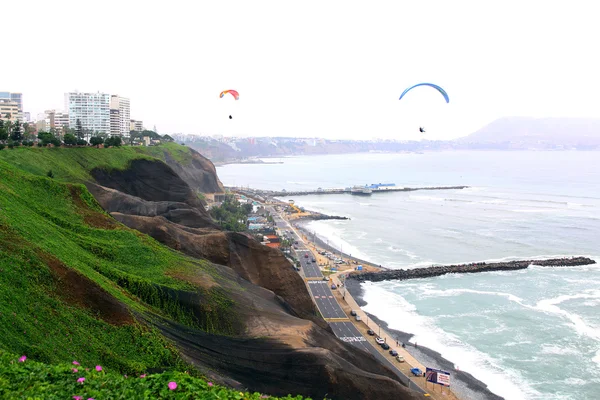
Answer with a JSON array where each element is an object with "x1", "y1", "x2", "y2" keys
[{"x1": 217, "y1": 151, "x2": 600, "y2": 399}]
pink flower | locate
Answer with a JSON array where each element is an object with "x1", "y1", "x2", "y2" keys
[
  {"x1": 208, "y1": 382, "x2": 213, "y2": 387},
  {"x1": 72, "y1": 361, "x2": 80, "y2": 365},
  {"x1": 95, "y1": 365, "x2": 102, "y2": 372},
  {"x1": 72, "y1": 368, "x2": 78, "y2": 373},
  {"x1": 73, "y1": 396, "x2": 83, "y2": 400},
  {"x1": 140, "y1": 374, "x2": 146, "y2": 378},
  {"x1": 77, "y1": 377, "x2": 85, "y2": 384},
  {"x1": 88, "y1": 398, "x2": 95, "y2": 400},
  {"x1": 124, "y1": 374, "x2": 128, "y2": 379},
  {"x1": 168, "y1": 381, "x2": 177, "y2": 390},
  {"x1": 18, "y1": 355, "x2": 26, "y2": 362}
]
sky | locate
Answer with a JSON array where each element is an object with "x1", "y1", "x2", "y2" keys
[{"x1": 3, "y1": 0, "x2": 600, "y2": 140}]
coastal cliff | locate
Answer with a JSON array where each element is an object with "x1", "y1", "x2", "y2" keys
[
  {"x1": 0, "y1": 145, "x2": 420, "y2": 400},
  {"x1": 350, "y1": 257, "x2": 596, "y2": 283}
]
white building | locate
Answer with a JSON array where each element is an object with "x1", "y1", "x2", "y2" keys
[
  {"x1": 65, "y1": 91, "x2": 111, "y2": 136},
  {"x1": 110, "y1": 95, "x2": 130, "y2": 138},
  {"x1": 0, "y1": 99, "x2": 20, "y2": 122},
  {"x1": 0, "y1": 92, "x2": 23, "y2": 121},
  {"x1": 130, "y1": 119, "x2": 144, "y2": 132}
]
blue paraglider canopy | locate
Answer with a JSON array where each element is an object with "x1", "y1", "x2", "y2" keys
[{"x1": 399, "y1": 83, "x2": 449, "y2": 103}]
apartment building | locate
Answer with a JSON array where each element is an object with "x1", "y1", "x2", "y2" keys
[
  {"x1": 65, "y1": 91, "x2": 111, "y2": 135},
  {"x1": 130, "y1": 119, "x2": 144, "y2": 132},
  {"x1": 0, "y1": 92, "x2": 23, "y2": 121},
  {"x1": 110, "y1": 95, "x2": 130, "y2": 137},
  {"x1": 0, "y1": 99, "x2": 20, "y2": 122}
]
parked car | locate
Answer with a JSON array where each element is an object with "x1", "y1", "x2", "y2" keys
[
  {"x1": 375, "y1": 337, "x2": 384, "y2": 345},
  {"x1": 389, "y1": 350, "x2": 398, "y2": 356},
  {"x1": 322, "y1": 276, "x2": 329, "y2": 281},
  {"x1": 381, "y1": 343, "x2": 390, "y2": 350},
  {"x1": 410, "y1": 368, "x2": 422, "y2": 376},
  {"x1": 396, "y1": 355, "x2": 405, "y2": 363},
  {"x1": 330, "y1": 284, "x2": 337, "y2": 290},
  {"x1": 350, "y1": 310, "x2": 357, "y2": 316},
  {"x1": 367, "y1": 329, "x2": 375, "y2": 336},
  {"x1": 304, "y1": 254, "x2": 309, "y2": 258},
  {"x1": 311, "y1": 258, "x2": 316, "y2": 262},
  {"x1": 355, "y1": 315, "x2": 361, "y2": 321}
]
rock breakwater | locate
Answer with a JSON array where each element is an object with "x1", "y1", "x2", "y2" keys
[{"x1": 350, "y1": 257, "x2": 596, "y2": 282}]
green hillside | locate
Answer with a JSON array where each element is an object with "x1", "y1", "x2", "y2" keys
[
  {"x1": 0, "y1": 149, "x2": 277, "y2": 398},
  {"x1": 0, "y1": 142, "x2": 194, "y2": 182}
]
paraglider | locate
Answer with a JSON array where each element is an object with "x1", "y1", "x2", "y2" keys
[
  {"x1": 220, "y1": 90, "x2": 239, "y2": 120},
  {"x1": 219, "y1": 90, "x2": 239, "y2": 100},
  {"x1": 399, "y1": 83, "x2": 449, "y2": 103}
]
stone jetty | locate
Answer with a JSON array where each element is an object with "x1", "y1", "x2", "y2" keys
[{"x1": 350, "y1": 257, "x2": 596, "y2": 282}]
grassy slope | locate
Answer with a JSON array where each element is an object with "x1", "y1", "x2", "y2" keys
[
  {"x1": 0, "y1": 142, "x2": 194, "y2": 182},
  {"x1": 0, "y1": 350, "x2": 306, "y2": 399},
  {"x1": 0, "y1": 159, "x2": 238, "y2": 374}
]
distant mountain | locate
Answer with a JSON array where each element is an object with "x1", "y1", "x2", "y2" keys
[{"x1": 456, "y1": 117, "x2": 600, "y2": 148}]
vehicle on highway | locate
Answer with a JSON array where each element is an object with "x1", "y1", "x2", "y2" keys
[
  {"x1": 350, "y1": 310, "x2": 357, "y2": 316},
  {"x1": 410, "y1": 368, "x2": 422, "y2": 376},
  {"x1": 355, "y1": 315, "x2": 361, "y2": 321},
  {"x1": 304, "y1": 254, "x2": 309, "y2": 258},
  {"x1": 311, "y1": 258, "x2": 316, "y2": 262},
  {"x1": 367, "y1": 329, "x2": 375, "y2": 336},
  {"x1": 396, "y1": 355, "x2": 405, "y2": 363},
  {"x1": 375, "y1": 337, "x2": 384, "y2": 345},
  {"x1": 294, "y1": 241, "x2": 298, "y2": 245},
  {"x1": 381, "y1": 343, "x2": 390, "y2": 350},
  {"x1": 389, "y1": 350, "x2": 398, "y2": 356},
  {"x1": 322, "y1": 276, "x2": 328, "y2": 281},
  {"x1": 293, "y1": 246, "x2": 298, "y2": 250},
  {"x1": 331, "y1": 284, "x2": 337, "y2": 290}
]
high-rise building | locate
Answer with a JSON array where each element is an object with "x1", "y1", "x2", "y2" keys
[
  {"x1": 0, "y1": 92, "x2": 23, "y2": 121},
  {"x1": 40, "y1": 110, "x2": 69, "y2": 134},
  {"x1": 130, "y1": 119, "x2": 144, "y2": 132},
  {"x1": 0, "y1": 99, "x2": 20, "y2": 122},
  {"x1": 110, "y1": 95, "x2": 130, "y2": 138},
  {"x1": 64, "y1": 91, "x2": 111, "y2": 136}
]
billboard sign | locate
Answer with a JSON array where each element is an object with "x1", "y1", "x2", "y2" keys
[{"x1": 425, "y1": 367, "x2": 451, "y2": 387}]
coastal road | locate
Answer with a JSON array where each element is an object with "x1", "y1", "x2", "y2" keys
[
  {"x1": 308, "y1": 281, "x2": 347, "y2": 319},
  {"x1": 268, "y1": 206, "x2": 323, "y2": 279},
  {"x1": 267, "y1": 205, "x2": 426, "y2": 395}
]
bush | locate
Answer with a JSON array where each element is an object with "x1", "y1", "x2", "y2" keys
[
  {"x1": 76, "y1": 139, "x2": 87, "y2": 146},
  {"x1": 0, "y1": 144, "x2": 4, "y2": 150},
  {"x1": 47, "y1": 170, "x2": 54, "y2": 178},
  {"x1": 37, "y1": 142, "x2": 42, "y2": 147},
  {"x1": 8, "y1": 143, "x2": 14, "y2": 150},
  {"x1": 104, "y1": 136, "x2": 122, "y2": 147}
]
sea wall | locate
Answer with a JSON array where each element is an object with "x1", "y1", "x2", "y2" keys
[{"x1": 350, "y1": 257, "x2": 596, "y2": 282}]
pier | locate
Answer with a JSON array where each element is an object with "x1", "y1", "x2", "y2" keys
[{"x1": 228, "y1": 185, "x2": 470, "y2": 198}]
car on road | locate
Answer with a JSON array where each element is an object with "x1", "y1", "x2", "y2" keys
[
  {"x1": 410, "y1": 368, "x2": 422, "y2": 376},
  {"x1": 311, "y1": 258, "x2": 316, "y2": 263},
  {"x1": 350, "y1": 310, "x2": 357, "y2": 316},
  {"x1": 355, "y1": 315, "x2": 361, "y2": 321},
  {"x1": 375, "y1": 337, "x2": 384, "y2": 345},
  {"x1": 367, "y1": 329, "x2": 375, "y2": 336},
  {"x1": 381, "y1": 343, "x2": 390, "y2": 350},
  {"x1": 389, "y1": 350, "x2": 398, "y2": 356},
  {"x1": 396, "y1": 355, "x2": 405, "y2": 363},
  {"x1": 322, "y1": 276, "x2": 328, "y2": 281},
  {"x1": 330, "y1": 284, "x2": 337, "y2": 290},
  {"x1": 304, "y1": 254, "x2": 309, "y2": 258},
  {"x1": 294, "y1": 241, "x2": 298, "y2": 245},
  {"x1": 293, "y1": 246, "x2": 298, "y2": 250}
]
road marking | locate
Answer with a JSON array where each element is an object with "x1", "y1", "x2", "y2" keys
[{"x1": 338, "y1": 336, "x2": 367, "y2": 343}]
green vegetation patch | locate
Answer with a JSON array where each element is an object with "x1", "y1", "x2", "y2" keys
[
  {"x1": 0, "y1": 350, "x2": 308, "y2": 400},
  {"x1": 0, "y1": 161, "x2": 240, "y2": 372},
  {"x1": 210, "y1": 198, "x2": 253, "y2": 232},
  {"x1": 0, "y1": 142, "x2": 194, "y2": 182}
]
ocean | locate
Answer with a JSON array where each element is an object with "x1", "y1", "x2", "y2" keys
[{"x1": 217, "y1": 151, "x2": 600, "y2": 400}]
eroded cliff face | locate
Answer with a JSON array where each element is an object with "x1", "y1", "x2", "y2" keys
[
  {"x1": 163, "y1": 148, "x2": 225, "y2": 194},
  {"x1": 85, "y1": 153, "x2": 418, "y2": 399}
]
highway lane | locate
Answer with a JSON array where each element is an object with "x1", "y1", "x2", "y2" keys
[{"x1": 308, "y1": 281, "x2": 347, "y2": 319}]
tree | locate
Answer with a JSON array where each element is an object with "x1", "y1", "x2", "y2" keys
[
  {"x1": 104, "y1": 136, "x2": 122, "y2": 147},
  {"x1": 63, "y1": 133, "x2": 77, "y2": 146},
  {"x1": 162, "y1": 134, "x2": 174, "y2": 142},
  {"x1": 75, "y1": 119, "x2": 84, "y2": 141},
  {"x1": 90, "y1": 136, "x2": 104, "y2": 146},
  {"x1": 38, "y1": 131, "x2": 55, "y2": 146},
  {"x1": 76, "y1": 139, "x2": 87, "y2": 146},
  {"x1": 10, "y1": 120, "x2": 23, "y2": 142},
  {"x1": 0, "y1": 120, "x2": 7, "y2": 141}
]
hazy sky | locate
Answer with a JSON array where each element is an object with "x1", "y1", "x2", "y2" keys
[{"x1": 4, "y1": 1, "x2": 599, "y2": 140}]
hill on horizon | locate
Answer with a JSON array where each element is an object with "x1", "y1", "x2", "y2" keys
[{"x1": 456, "y1": 117, "x2": 600, "y2": 146}]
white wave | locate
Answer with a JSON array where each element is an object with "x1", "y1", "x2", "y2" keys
[
  {"x1": 540, "y1": 344, "x2": 580, "y2": 356},
  {"x1": 358, "y1": 202, "x2": 372, "y2": 206},
  {"x1": 305, "y1": 220, "x2": 372, "y2": 261},
  {"x1": 419, "y1": 287, "x2": 528, "y2": 306},
  {"x1": 387, "y1": 246, "x2": 419, "y2": 259},
  {"x1": 511, "y1": 209, "x2": 558, "y2": 213},
  {"x1": 361, "y1": 283, "x2": 538, "y2": 400},
  {"x1": 409, "y1": 195, "x2": 444, "y2": 202},
  {"x1": 534, "y1": 291, "x2": 600, "y2": 341}
]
